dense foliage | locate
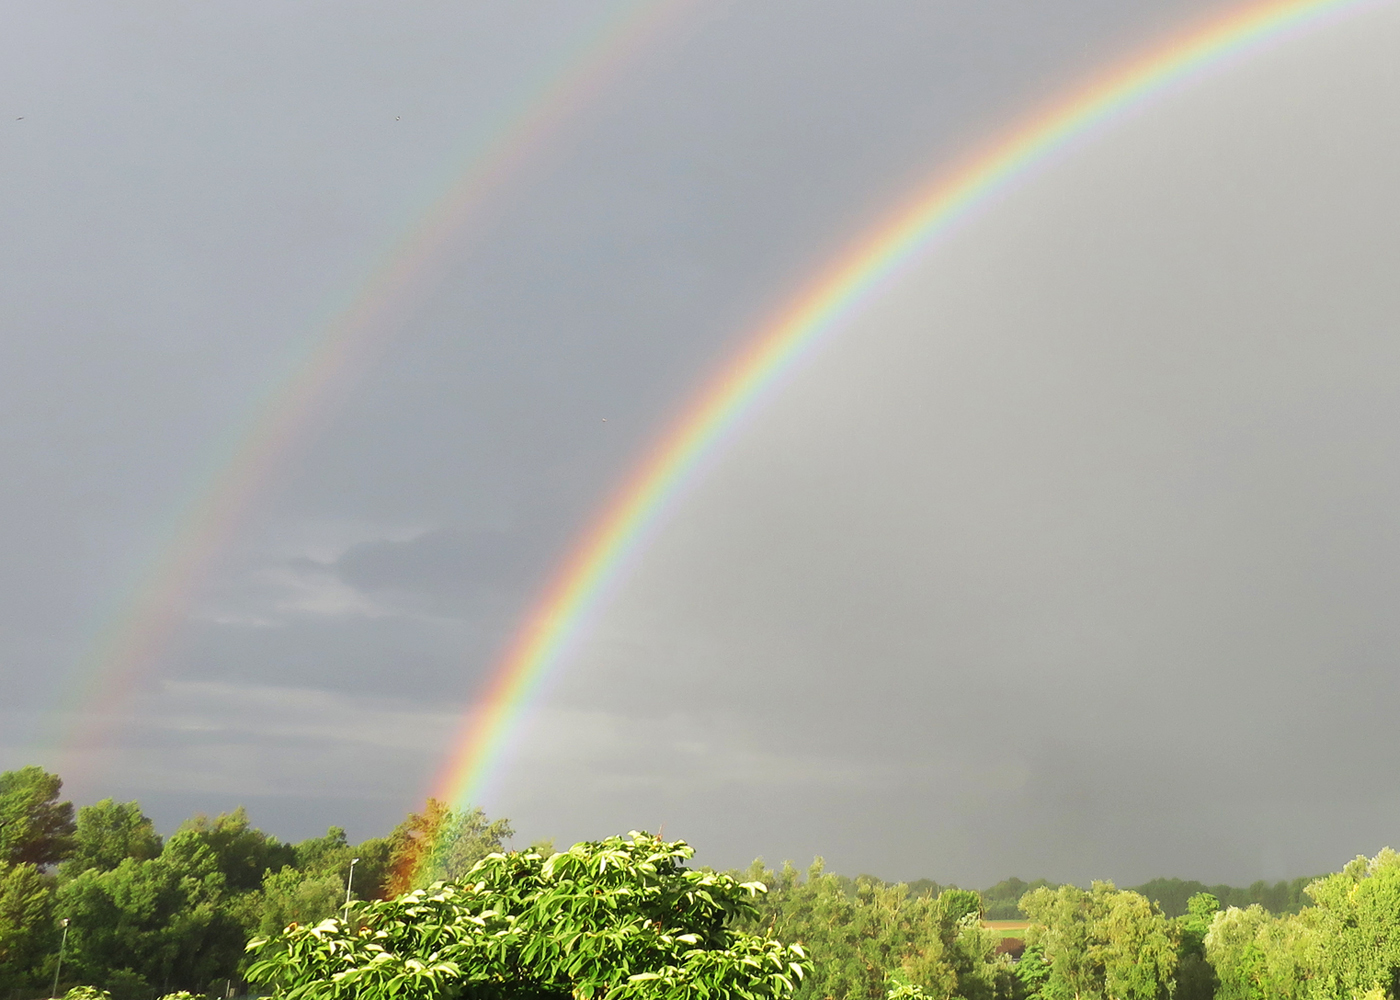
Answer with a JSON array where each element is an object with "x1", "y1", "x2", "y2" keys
[
  {"x1": 737, "y1": 861, "x2": 1010, "y2": 1000},
  {"x1": 7, "y1": 765, "x2": 1400, "y2": 1000},
  {"x1": 1016, "y1": 882, "x2": 1177, "y2": 1000},
  {"x1": 0, "y1": 768, "x2": 508, "y2": 999},
  {"x1": 1204, "y1": 848, "x2": 1400, "y2": 1000},
  {"x1": 247, "y1": 833, "x2": 807, "y2": 1000},
  {"x1": 0, "y1": 768, "x2": 76, "y2": 868}
]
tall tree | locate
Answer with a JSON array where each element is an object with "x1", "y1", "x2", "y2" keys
[
  {"x1": 1019, "y1": 882, "x2": 1176, "y2": 1000},
  {"x1": 254, "y1": 867, "x2": 345, "y2": 939},
  {"x1": 1299, "y1": 848, "x2": 1400, "y2": 998},
  {"x1": 1204, "y1": 903, "x2": 1322, "y2": 1000},
  {"x1": 979, "y1": 878, "x2": 1058, "y2": 921},
  {"x1": 384, "y1": 799, "x2": 513, "y2": 896},
  {"x1": 0, "y1": 860, "x2": 57, "y2": 995},
  {"x1": 56, "y1": 832, "x2": 248, "y2": 993},
  {"x1": 0, "y1": 766, "x2": 76, "y2": 867},
  {"x1": 740, "y1": 859, "x2": 1009, "y2": 1000},
  {"x1": 1173, "y1": 893, "x2": 1220, "y2": 1000},
  {"x1": 175, "y1": 807, "x2": 296, "y2": 892},
  {"x1": 62, "y1": 799, "x2": 162, "y2": 875},
  {"x1": 291, "y1": 828, "x2": 351, "y2": 878}
]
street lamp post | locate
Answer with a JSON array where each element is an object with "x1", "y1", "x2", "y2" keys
[
  {"x1": 342, "y1": 857, "x2": 360, "y2": 924},
  {"x1": 51, "y1": 918, "x2": 69, "y2": 999}
]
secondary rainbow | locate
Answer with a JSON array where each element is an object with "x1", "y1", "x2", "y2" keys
[
  {"x1": 433, "y1": 0, "x2": 1391, "y2": 810},
  {"x1": 51, "y1": 0, "x2": 698, "y2": 778}
]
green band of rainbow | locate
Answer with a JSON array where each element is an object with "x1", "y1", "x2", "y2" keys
[{"x1": 432, "y1": 0, "x2": 1390, "y2": 812}]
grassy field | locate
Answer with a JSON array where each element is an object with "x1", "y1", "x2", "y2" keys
[{"x1": 982, "y1": 920, "x2": 1031, "y2": 939}]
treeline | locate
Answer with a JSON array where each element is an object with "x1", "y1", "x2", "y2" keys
[
  {"x1": 970, "y1": 876, "x2": 1312, "y2": 920},
  {"x1": 0, "y1": 767, "x2": 515, "y2": 999},
  {"x1": 4, "y1": 764, "x2": 1399, "y2": 1000},
  {"x1": 1128, "y1": 876, "x2": 1315, "y2": 919},
  {"x1": 785, "y1": 874, "x2": 1314, "y2": 921},
  {"x1": 737, "y1": 860, "x2": 1016, "y2": 1000},
  {"x1": 738, "y1": 859, "x2": 1400, "y2": 1000}
]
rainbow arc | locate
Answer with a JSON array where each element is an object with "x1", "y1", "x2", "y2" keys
[{"x1": 428, "y1": 0, "x2": 1390, "y2": 825}]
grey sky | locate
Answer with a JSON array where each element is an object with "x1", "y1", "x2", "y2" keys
[{"x1": 4, "y1": 0, "x2": 1397, "y2": 887}]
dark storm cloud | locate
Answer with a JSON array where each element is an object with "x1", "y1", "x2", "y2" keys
[
  {"x1": 177, "y1": 615, "x2": 479, "y2": 702},
  {"x1": 168, "y1": 529, "x2": 542, "y2": 702},
  {"x1": 330, "y1": 530, "x2": 526, "y2": 602}
]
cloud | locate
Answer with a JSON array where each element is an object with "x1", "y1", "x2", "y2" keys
[
  {"x1": 174, "y1": 525, "x2": 536, "y2": 702},
  {"x1": 195, "y1": 525, "x2": 542, "y2": 628},
  {"x1": 261, "y1": 562, "x2": 398, "y2": 619},
  {"x1": 332, "y1": 529, "x2": 521, "y2": 597},
  {"x1": 80, "y1": 680, "x2": 458, "y2": 802}
]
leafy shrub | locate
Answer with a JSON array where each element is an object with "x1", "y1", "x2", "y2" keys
[
  {"x1": 103, "y1": 969, "x2": 152, "y2": 1000},
  {"x1": 64, "y1": 988, "x2": 112, "y2": 1000},
  {"x1": 247, "y1": 832, "x2": 808, "y2": 1000}
]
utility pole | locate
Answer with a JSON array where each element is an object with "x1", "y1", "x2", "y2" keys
[
  {"x1": 51, "y1": 918, "x2": 69, "y2": 999},
  {"x1": 342, "y1": 857, "x2": 360, "y2": 924}
]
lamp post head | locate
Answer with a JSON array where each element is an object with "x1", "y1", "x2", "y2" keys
[
  {"x1": 352, "y1": 857, "x2": 360, "y2": 864},
  {"x1": 60, "y1": 918, "x2": 69, "y2": 928}
]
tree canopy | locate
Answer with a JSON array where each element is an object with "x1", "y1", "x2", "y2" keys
[
  {"x1": 61, "y1": 798, "x2": 163, "y2": 876},
  {"x1": 0, "y1": 765, "x2": 76, "y2": 867},
  {"x1": 247, "y1": 833, "x2": 808, "y2": 1000},
  {"x1": 9, "y1": 764, "x2": 1400, "y2": 1000}
]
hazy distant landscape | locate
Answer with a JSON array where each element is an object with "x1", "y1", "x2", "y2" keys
[{"x1": 2, "y1": 766, "x2": 1394, "y2": 1000}]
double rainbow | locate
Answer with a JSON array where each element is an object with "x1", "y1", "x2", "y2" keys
[
  {"x1": 429, "y1": 0, "x2": 1390, "y2": 813},
  {"x1": 52, "y1": 0, "x2": 695, "y2": 775},
  {"x1": 47, "y1": 0, "x2": 1388, "y2": 828}
]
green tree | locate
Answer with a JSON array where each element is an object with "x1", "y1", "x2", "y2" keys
[
  {"x1": 291, "y1": 828, "x2": 351, "y2": 878},
  {"x1": 247, "y1": 833, "x2": 808, "y2": 1000},
  {"x1": 980, "y1": 879, "x2": 1057, "y2": 921},
  {"x1": 0, "y1": 766, "x2": 76, "y2": 867},
  {"x1": 62, "y1": 799, "x2": 163, "y2": 875},
  {"x1": 175, "y1": 807, "x2": 296, "y2": 893},
  {"x1": 345, "y1": 835, "x2": 393, "y2": 901},
  {"x1": 1204, "y1": 903, "x2": 1323, "y2": 1000},
  {"x1": 1301, "y1": 848, "x2": 1400, "y2": 999},
  {"x1": 1203, "y1": 904, "x2": 1273, "y2": 1000},
  {"x1": 383, "y1": 799, "x2": 513, "y2": 895},
  {"x1": 1174, "y1": 893, "x2": 1219, "y2": 1000},
  {"x1": 1019, "y1": 882, "x2": 1176, "y2": 1000},
  {"x1": 1132, "y1": 878, "x2": 1317, "y2": 919},
  {"x1": 739, "y1": 859, "x2": 1010, "y2": 1000},
  {"x1": 428, "y1": 805, "x2": 514, "y2": 882},
  {"x1": 742, "y1": 860, "x2": 943, "y2": 1000},
  {"x1": 1013, "y1": 945, "x2": 1050, "y2": 1000},
  {"x1": 253, "y1": 867, "x2": 345, "y2": 938},
  {"x1": 55, "y1": 830, "x2": 248, "y2": 992},
  {"x1": 0, "y1": 860, "x2": 58, "y2": 994}
]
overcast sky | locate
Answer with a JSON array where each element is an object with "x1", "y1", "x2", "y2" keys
[{"x1": 5, "y1": 0, "x2": 1400, "y2": 888}]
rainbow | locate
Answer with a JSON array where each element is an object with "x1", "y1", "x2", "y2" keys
[
  {"x1": 431, "y1": 0, "x2": 1391, "y2": 813},
  {"x1": 51, "y1": 0, "x2": 698, "y2": 778}
]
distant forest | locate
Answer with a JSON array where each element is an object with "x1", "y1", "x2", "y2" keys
[
  {"x1": 903, "y1": 874, "x2": 1315, "y2": 920},
  {"x1": 0, "y1": 765, "x2": 1384, "y2": 1000}
]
